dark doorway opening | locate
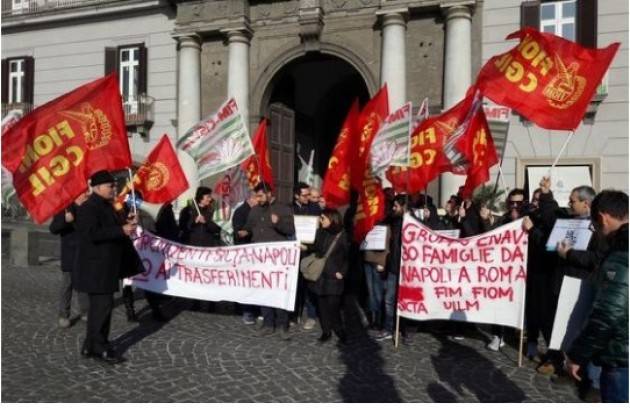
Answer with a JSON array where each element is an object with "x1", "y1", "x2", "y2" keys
[{"x1": 265, "y1": 53, "x2": 370, "y2": 203}]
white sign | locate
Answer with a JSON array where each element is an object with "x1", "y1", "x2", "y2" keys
[
  {"x1": 546, "y1": 219, "x2": 593, "y2": 251},
  {"x1": 360, "y1": 225, "x2": 388, "y2": 251},
  {"x1": 549, "y1": 276, "x2": 597, "y2": 350},
  {"x1": 527, "y1": 166, "x2": 592, "y2": 206},
  {"x1": 398, "y1": 215, "x2": 528, "y2": 329},
  {"x1": 436, "y1": 229, "x2": 461, "y2": 238},
  {"x1": 483, "y1": 103, "x2": 511, "y2": 123},
  {"x1": 130, "y1": 229, "x2": 300, "y2": 311},
  {"x1": 294, "y1": 215, "x2": 319, "y2": 244}
]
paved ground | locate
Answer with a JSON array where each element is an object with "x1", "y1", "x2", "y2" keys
[{"x1": 1, "y1": 260, "x2": 582, "y2": 402}]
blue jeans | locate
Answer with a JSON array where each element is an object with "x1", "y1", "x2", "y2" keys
[
  {"x1": 600, "y1": 366, "x2": 628, "y2": 403},
  {"x1": 383, "y1": 273, "x2": 398, "y2": 333},
  {"x1": 587, "y1": 362, "x2": 601, "y2": 390},
  {"x1": 364, "y1": 263, "x2": 385, "y2": 319}
]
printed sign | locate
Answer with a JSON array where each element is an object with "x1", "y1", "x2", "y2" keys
[
  {"x1": 130, "y1": 229, "x2": 300, "y2": 311},
  {"x1": 546, "y1": 219, "x2": 592, "y2": 251},
  {"x1": 360, "y1": 225, "x2": 389, "y2": 251},
  {"x1": 527, "y1": 166, "x2": 592, "y2": 206},
  {"x1": 398, "y1": 215, "x2": 528, "y2": 328},
  {"x1": 294, "y1": 215, "x2": 319, "y2": 244}
]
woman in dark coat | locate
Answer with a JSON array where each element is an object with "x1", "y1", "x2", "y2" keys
[
  {"x1": 179, "y1": 186, "x2": 223, "y2": 247},
  {"x1": 307, "y1": 208, "x2": 350, "y2": 344}
]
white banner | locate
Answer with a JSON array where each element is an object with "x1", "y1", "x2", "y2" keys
[
  {"x1": 398, "y1": 215, "x2": 528, "y2": 329},
  {"x1": 130, "y1": 229, "x2": 300, "y2": 311},
  {"x1": 370, "y1": 102, "x2": 412, "y2": 173}
]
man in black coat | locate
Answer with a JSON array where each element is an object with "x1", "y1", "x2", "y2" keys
[
  {"x1": 73, "y1": 170, "x2": 144, "y2": 364},
  {"x1": 49, "y1": 191, "x2": 90, "y2": 328}
]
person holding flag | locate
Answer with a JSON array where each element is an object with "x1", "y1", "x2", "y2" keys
[{"x1": 73, "y1": 170, "x2": 144, "y2": 365}]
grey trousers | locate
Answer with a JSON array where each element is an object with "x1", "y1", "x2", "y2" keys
[{"x1": 59, "y1": 271, "x2": 89, "y2": 318}]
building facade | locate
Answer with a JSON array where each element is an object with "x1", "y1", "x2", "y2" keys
[{"x1": 2, "y1": 0, "x2": 627, "y2": 207}]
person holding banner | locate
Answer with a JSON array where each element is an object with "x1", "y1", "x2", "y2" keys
[
  {"x1": 565, "y1": 190, "x2": 628, "y2": 403},
  {"x1": 179, "y1": 186, "x2": 223, "y2": 312},
  {"x1": 306, "y1": 208, "x2": 349, "y2": 344},
  {"x1": 239, "y1": 182, "x2": 296, "y2": 340},
  {"x1": 73, "y1": 170, "x2": 144, "y2": 365}
]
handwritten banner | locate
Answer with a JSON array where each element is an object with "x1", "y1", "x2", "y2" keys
[
  {"x1": 398, "y1": 215, "x2": 528, "y2": 329},
  {"x1": 130, "y1": 229, "x2": 300, "y2": 311}
]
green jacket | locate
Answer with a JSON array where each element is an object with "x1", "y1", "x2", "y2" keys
[{"x1": 568, "y1": 224, "x2": 628, "y2": 368}]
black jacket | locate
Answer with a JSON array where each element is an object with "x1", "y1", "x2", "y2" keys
[
  {"x1": 154, "y1": 203, "x2": 180, "y2": 241},
  {"x1": 568, "y1": 224, "x2": 628, "y2": 368},
  {"x1": 386, "y1": 215, "x2": 404, "y2": 276},
  {"x1": 243, "y1": 200, "x2": 295, "y2": 243},
  {"x1": 72, "y1": 194, "x2": 144, "y2": 294},
  {"x1": 232, "y1": 201, "x2": 252, "y2": 245},
  {"x1": 308, "y1": 228, "x2": 349, "y2": 296},
  {"x1": 49, "y1": 204, "x2": 80, "y2": 272},
  {"x1": 179, "y1": 204, "x2": 223, "y2": 247}
]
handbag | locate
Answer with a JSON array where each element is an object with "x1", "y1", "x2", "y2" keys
[{"x1": 300, "y1": 232, "x2": 342, "y2": 282}]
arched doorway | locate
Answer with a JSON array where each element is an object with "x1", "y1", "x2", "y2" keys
[{"x1": 261, "y1": 53, "x2": 370, "y2": 203}]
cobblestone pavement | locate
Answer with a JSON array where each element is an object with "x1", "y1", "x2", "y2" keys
[{"x1": 2, "y1": 261, "x2": 581, "y2": 402}]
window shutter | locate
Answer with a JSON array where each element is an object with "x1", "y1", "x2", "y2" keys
[
  {"x1": 24, "y1": 56, "x2": 35, "y2": 105},
  {"x1": 520, "y1": 1, "x2": 540, "y2": 29},
  {"x1": 577, "y1": 0, "x2": 597, "y2": 47},
  {"x1": 138, "y1": 44, "x2": 148, "y2": 95},
  {"x1": 104, "y1": 47, "x2": 117, "y2": 75},
  {"x1": 1, "y1": 59, "x2": 8, "y2": 103}
]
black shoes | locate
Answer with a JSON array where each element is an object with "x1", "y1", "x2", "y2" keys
[
  {"x1": 81, "y1": 348, "x2": 126, "y2": 365},
  {"x1": 318, "y1": 332, "x2": 332, "y2": 343}
]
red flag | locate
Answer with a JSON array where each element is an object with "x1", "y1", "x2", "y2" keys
[
  {"x1": 350, "y1": 85, "x2": 389, "y2": 191},
  {"x1": 133, "y1": 135, "x2": 189, "y2": 203},
  {"x1": 476, "y1": 27, "x2": 620, "y2": 130},
  {"x1": 1, "y1": 74, "x2": 130, "y2": 223},
  {"x1": 241, "y1": 119, "x2": 274, "y2": 190},
  {"x1": 353, "y1": 175, "x2": 385, "y2": 243},
  {"x1": 386, "y1": 91, "x2": 477, "y2": 193},
  {"x1": 455, "y1": 105, "x2": 499, "y2": 198},
  {"x1": 322, "y1": 100, "x2": 359, "y2": 208}
]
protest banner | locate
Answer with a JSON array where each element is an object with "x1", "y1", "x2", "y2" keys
[
  {"x1": 546, "y1": 219, "x2": 592, "y2": 251},
  {"x1": 130, "y1": 229, "x2": 300, "y2": 311},
  {"x1": 360, "y1": 225, "x2": 389, "y2": 251},
  {"x1": 549, "y1": 276, "x2": 597, "y2": 351},
  {"x1": 398, "y1": 215, "x2": 528, "y2": 329},
  {"x1": 294, "y1": 215, "x2": 319, "y2": 244}
]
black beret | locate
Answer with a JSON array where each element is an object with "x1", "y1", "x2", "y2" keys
[{"x1": 89, "y1": 170, "x2": 115, "y2": 187}]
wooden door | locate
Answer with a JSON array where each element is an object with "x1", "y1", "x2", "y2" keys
[{"x1": 268, "y1": 103, "x2": 295, "y2": 204}]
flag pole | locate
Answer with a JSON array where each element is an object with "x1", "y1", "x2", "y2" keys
[
  {"x1": 548, "y1": 130, "x2": 575, "y2": 175},
  {"x1": 394, "y1": 310, "x2": 401, "y2": 349},
  {"x1": 193, "y1": 198, "x2": 202, "y2": 217},
  {"x1": 127, "y1": 168, "x2": 137, "y2": 216}
]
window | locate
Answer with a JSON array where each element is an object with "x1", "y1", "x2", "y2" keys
[
  {"x1": 8, "y1": 59, "x2": 25, "y2": 103},
  {"x1": 540, "y1": 0, "x2": 576, "y2": 41},
  {"x1": 104, "y1": 44, "x2": 147, "y2": 116},
  {"x1": 11, "y1": 0, "x2": 29, "y2": 13},
  {"x1": 119, "y1": 47, "x2": 140, "y2": 113},
  {"x1": 1, "y1": 57, "x2": 34, "y2": 106}
]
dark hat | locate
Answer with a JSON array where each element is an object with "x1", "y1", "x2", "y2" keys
[{"x1": 89, "y1": 170, "x2": 115, "y2": 187}]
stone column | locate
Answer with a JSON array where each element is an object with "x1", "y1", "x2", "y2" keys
[
  {"x1": 223, "y1": 28, "x2": 251, "y2": 134},
  {"x1": 378, "y1": 9, "x2": 408, "y2": 110},
  {"x1": 440, "y1": 3, "x2": 473, "y2": 204},
  {"x1": 176, "y1": 34, "x2": 201, "y2": 204}
]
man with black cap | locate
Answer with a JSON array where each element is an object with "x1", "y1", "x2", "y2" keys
[{"x1": 73, "y1": 170, "x2": 145, "y2": 364}]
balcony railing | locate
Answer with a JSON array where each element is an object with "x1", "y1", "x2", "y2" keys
[
  {"x1": 1, "y1": 102, "x2": 33, "y2": 119},
  {"x1": 1, "y1": 0, "x2": 124, "y2": 18},
  {"x1": 123, "y1": 94, "x2": 154, "y2": 134}
]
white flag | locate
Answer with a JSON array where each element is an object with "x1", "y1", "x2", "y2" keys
[
  {"x1": 176, "y1": 98, "x2": 254, "y2": 180},
  {"x1": 370, "y1": 102, "x2": 412, "y2": 175}
]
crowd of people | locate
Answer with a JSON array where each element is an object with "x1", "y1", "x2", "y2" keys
[{"x1": 49, "y1": 169, "x2": 628, "y2": 402}]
